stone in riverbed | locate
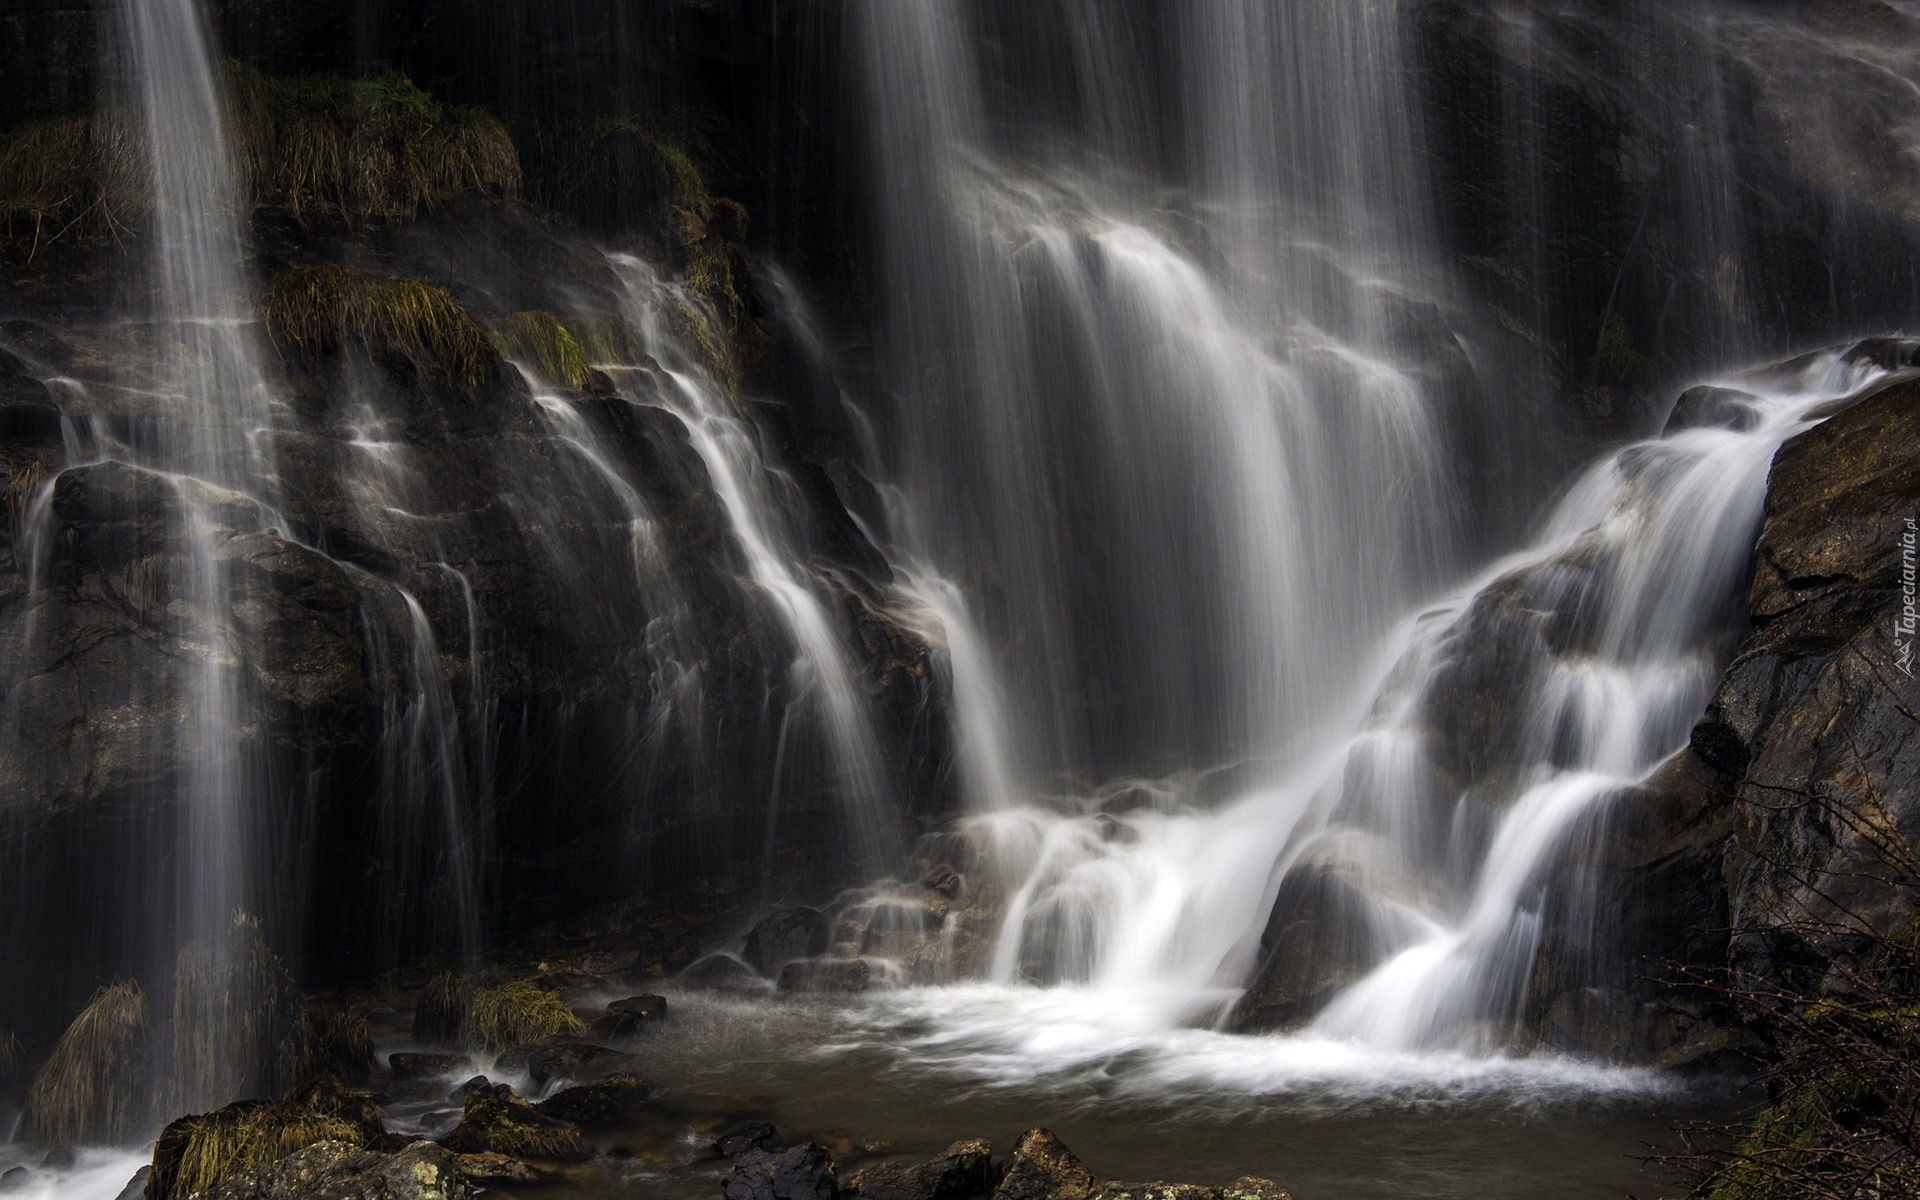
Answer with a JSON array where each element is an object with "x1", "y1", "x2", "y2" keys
[
  {"x1": 593, "y1": 992, "x2": 668, "y2": 1037},
  {"x1": 196, "y1": 1140, "x2": 469, "y2": 1200},
  {"x1": 777, "y1": 958, "x2": 872, "y2": 993},
  {"x1": 535, "y1": 1074, "x2": 651, "y2": 1126},
  {"x1": 437, "y1": 1083, "x2": 589, "y2": 1161},
  {"x1": 722, "y1": 1142, "x2": 839, "y2": 1200},
  {"x1": 843, "y1": 1138, "x2": 991, "y2": 1200},
  {"x1": 502, "y1": 1037, "x2": 640, "y2": 1086},
  {"x1": 992, "y1": 1129, "x2": 1097, "y2": 1200},
  {"x1": 452, "y1": 1150, "x2": 556, "y2": 1187},
  {"x1": 389, "y1": 1051, "x2": 468, "y2": 1079},
  {"x1": 716, "y1": 1121, "x2": 789, "y2": 1158},
  {"x1": 744, "y1": 908, "x2": 833, "y2": 974}
]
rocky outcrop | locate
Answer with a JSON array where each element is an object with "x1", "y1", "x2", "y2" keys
[
  {"x1": 1695, "y1": 376, "x2": 1920, "y2": 992},
  {"x1": 195, "y1": 1140, "x2": 469, "y2": 1200}
]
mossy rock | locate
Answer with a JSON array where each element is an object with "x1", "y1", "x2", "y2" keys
[
  {"x1": 147, "y1": 1077, "x2": 388, "y2": 1200},
  {"x1": 437, "y1": 1083, "x2": 588, "y2": 1161}
]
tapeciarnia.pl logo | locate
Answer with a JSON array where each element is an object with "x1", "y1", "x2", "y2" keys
[{"x1": 1899, "y1": 516, "x2": 1918, "y2": 678}]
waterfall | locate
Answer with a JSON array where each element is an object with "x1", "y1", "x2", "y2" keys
[
  {"x1": 601, "y1": 256, "x2": 904, "y2": 873},
  {"x1": 114, "y1": 0, "x2": 282, "y2": 1096}
]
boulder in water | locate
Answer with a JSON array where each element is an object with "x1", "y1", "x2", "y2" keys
[
  {"x1": 992, "y1": 1129, "x2": 1097, "y2": 1200},
  {"x1": 1228, "y1": 865, "x2": 1378, "y2": 1031},
  {"x1": 389, "y1": 1052, "x2": 468, "y2": 1080},
  {"x1": 744, "y1": 908, "x2": 833, "y2": 974},
  {"x1": 716, "y1": 1121, "x2": 790, "y2": 1158},
  {"x1": 843, "y1": 1138, "x2": 991, "y2": 1200},
  {"x1": 722, "y1": 1142, "x2": 839, "y2": 1200},
  {"x1": 778, "y1": 959, "x2": 873, "y2": 994},
  {"x1": 504, "y1": 1037, "x2": 640, "y2": 1086},
  {"x1": 683, "y1": 954, "x2": 765, "y2": 991},
  {"x1": 593, "y1": 992, "x2": 668, "y2": 1037},
  {"x1": 436, "y1": 1083, "x2": 588, "y2": 1161},
  {"x1": 1663, "y1": 384, "x2": 1762, "y2": 435},
  {"x1": 535, "y1": 1074, "x2": 651, "y2": 1126}
]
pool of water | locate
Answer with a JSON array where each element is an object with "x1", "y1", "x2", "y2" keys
[
  {"x1": 481, "y1": 987, "x2": 1723, "y2": 1200},
  {"x1": 0, "y1": 985, "x2": 1732, "y2": 1200}
]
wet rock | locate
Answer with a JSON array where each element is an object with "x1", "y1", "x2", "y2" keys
[
  {"x1": 593, "y1": 992, "x2": 668, "y2": 1037},
  {"x1": 778, "y1": 958, "x2": 873, "y2": 994},
  {"x1": 715, "y1": 1121, "x2": 789, "y2": 1158},
  {"x1": 0, "y1": 1167, "x2": 29, "y2": 1192},
  {"x1": 196, "y1": 1140, "x2": 470, "y2": 1200},
  {"x1": 722, "y1": 1142, "x2": 839, "y2": 1200},
  {"x1": 389, "y1": 1052, "x2": 468, "y2": 1080},
  {"x1": 744, "y1": 908, "x2": 833, "y2": 974},
  {"x1": 1090, "y1": 1187, "x2": 1217, "y2": 1200},
  {"x1": 992, "y1": 1129, "x2": 1096, "y2": 1200},
  {"x1": 683, "y1": 954, "x2": 764, "y2": 992},
  {"x1": 453, "y1": 1075, "x2": 494, "y2": 1097},
  {"x1": 148, "y1": 1083, "x2": 389, "y2": 1200},
  {"x1": 924, "y1": 865, "x2": 961, "y2": 899},
  {"x1": 504, "y1": 1037, "x2": 640, "y2": 1086},
  {"x1": 451, "y1": 1151, "x2": 554, "y2": 1187},
  {"x1": 1229, "y1": 865, "x2": 1379, "y2": 1031},
  {"x1": 1691, "y1": 375, "x2": 1920, "y2": 994},
  {"x1": 535, "y1": 1074, "x2": 651, "y2": 1126},
  {"x1": 113, "y1": 1166, "x2": 150, "y2": 1200},
  {"x1": 843, "y1": 1138, "x2": 991, "y2": 1200},
  {"x1": 1663, "y1": 385, "x2": 1763, "y2": 435},
  {"x1": 437, "y1": 1084, "x2": 589, "y2": 1161}
]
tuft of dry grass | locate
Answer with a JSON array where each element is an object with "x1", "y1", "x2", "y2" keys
[
  {"x1": 0, "y1": 109, "x2": 147, "y2": 257},
  {"x1": 493, "y1": 310, "x2": 594, "y2": 388},
  {"x1": 231, "y1": 68, "x2": 520, "y2": 228},
  {"x1": 292, "y1": 1002, "x2": 375, "y2": 1081},
  {"x1": 411, "y1": 971, "x2": 471, "y2": 1048},
  {"x1": 265, "y1": 264, "x2": 495, "y2": 387},
  {"x1": 468, "y1": 980, "x2": 584, "y2": 1053},
  {"x1": 168, "y1": 912, "x2": 306, "y2": 1114},
  {"x1": 0, "y1": 67, "x2": 518, "y2": 255},
  {"x1": 148, "y1": 1078, "x2": 385, "y2": 1200},
  {"x1": 25, "y1": 980, "x2": 148, "y2": 1146}
]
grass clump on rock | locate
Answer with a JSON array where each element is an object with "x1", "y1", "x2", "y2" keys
[
  {"x1": 493, "y1": 310, "x2": 594, "y2": 389},
  {"x1": 148, "y1": 1078, "x2": 387, "y2": 1200},
  {"x1": 24, "y1": 979, "x2": 148, "y2": 1145},
  {"x1": 0, "y1": 67, "x2": 516, "y2": 256},
  {"x1": 266, "y1": 264, "x2": 495, "y2": 387},
  {"x1": 469, "y1": 980, "x2": 585, "y2": 1053},
  {"x1": 0, "y1": 109, "x2": 146, "y2": 257},
  {"x1": 232, "y1": 67, "x2": 520, "y2": 227},
  {"x1": 413, "y1": 970, "x2": 472, "y2": 1047}
]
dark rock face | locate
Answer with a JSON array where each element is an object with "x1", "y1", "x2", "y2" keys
[
  {"x1": 843, "y1": 1139, "x2": 990, "y2": 1200},
  {"x1": 196, "y1": 1140, "x2": 469, "y2": 1200},
  {"x1": 504, "y1": 1038, "x2": 639, "y2": 1087},
  {"x1": 1694, "y1": 378, "x2": 1920, "y2": 992},
  {"x1": 722, "y1": 1143, "x2": 840, "y2": 1200}
]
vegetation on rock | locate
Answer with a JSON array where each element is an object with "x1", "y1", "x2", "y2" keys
[
  {"x1": 493, "y1": 310, "x2": 594, "y2": 389},
  {"x1": 230, "y1": 67, "x2": 519, "y2": 228},
  {"x1": 168, "y1": 912, "x2": 308, "y2": 1113},
  {"x1": 23, "y1": 979, "x2": 147, "y2": 1145},
  {"x1": 266, "y1": 264, "x2": 495, "y2": 387},
  {"x1": 413, "y1": 971, "x2": 472, "y2": 1048},
  {"x1": 0, "y1": 67, "x2": 516, "y2": 256},
  {"x1": 468, "y1": 979, "x2": 585, "y2": 1053},
  {"x1": 148, "y1": 1077, "x2": 387, "y2": 1200}
]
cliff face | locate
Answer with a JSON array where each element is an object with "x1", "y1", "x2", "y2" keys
[
  {"x1": 1700, "y1": 370, "x2": 1920, "y2": 993},
  {"x1": 0, "y1": 66, "x2": 944, "y2": 1048}
]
